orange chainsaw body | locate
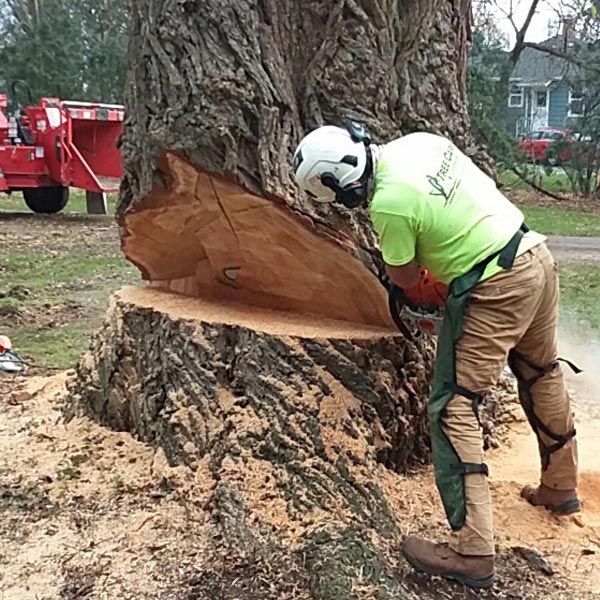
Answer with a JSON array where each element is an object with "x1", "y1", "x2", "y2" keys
[{"x1": 402, "y1": 269, "x2": 448, "y2": 309}]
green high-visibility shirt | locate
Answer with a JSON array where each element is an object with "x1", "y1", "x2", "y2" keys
[{"x1": 369, "y1": 132, "x2": 546, "y2": 285}]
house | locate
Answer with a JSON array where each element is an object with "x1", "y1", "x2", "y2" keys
[{"x1": 503, "y1": 35, "x2": 583, "y2": 137}]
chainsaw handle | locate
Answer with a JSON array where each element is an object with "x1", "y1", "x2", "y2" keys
[{"x1": 377, "y1": 262, "x2": 391, "y2": 290}]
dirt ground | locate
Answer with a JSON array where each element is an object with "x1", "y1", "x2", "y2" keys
[
  {"x1": 0, "y1": 371, "x2": 599, "y2": 599},
  {"x1": 1, "y1": 199, "x2": 600, "y2": 599}
]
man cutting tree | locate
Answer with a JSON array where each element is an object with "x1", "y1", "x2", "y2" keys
[{"x1": 292, "y1": 123, "x2": 580, "y2": 589}]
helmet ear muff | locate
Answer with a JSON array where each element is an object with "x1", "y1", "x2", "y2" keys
[
  {"x1": 320, "y1": 120, "x2": 372, "y2": 209},
  {"x1": 320, "y1": 172, "x2": 367, "y2": 209}
]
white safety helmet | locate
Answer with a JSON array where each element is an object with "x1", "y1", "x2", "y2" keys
[{"x1": 292, "y1": 124, "x2": 369, "y2": 205}]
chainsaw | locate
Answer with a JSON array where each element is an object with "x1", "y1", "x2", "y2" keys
[{"x1": 378, "y1": 265, "x2": 447, "y2": 340}]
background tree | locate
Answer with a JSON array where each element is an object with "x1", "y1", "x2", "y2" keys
[
  {"x1": 468, "y1": 8, "x2": 517, "y2": 166},
  {"x1": 0, "y1": 0, "x2": 127, "y2": 103},
  {"x1": 558, "y1": 2, "x2": 600, "y2": 196},
  {"x1": 469, "y1": 0, "x2": 600, "y2": 199},
  {"x1": 76, "y1": 0, "x2": 128, "y2": 102}
]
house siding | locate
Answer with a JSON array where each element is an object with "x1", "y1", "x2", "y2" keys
[
  {"x1": 488, "y1": 35, "x2": 583, "y2": 136},
  {"x1": 500, "y1": 106, "x2": 525, "y2": 136},
  {"x1": 548, "y1": 85, "x2": 569, "y2": 128},
  {"x1": 500, "y1": 85, "x2": 531, "y2": 136}
]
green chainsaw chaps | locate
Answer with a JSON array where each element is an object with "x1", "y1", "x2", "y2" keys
[
  {"x1": 427, "y1": 224, "x2": 526, "y2": 530},
  {"x1": 427, "y1": 268, "x2": 487, "y2": 530}
]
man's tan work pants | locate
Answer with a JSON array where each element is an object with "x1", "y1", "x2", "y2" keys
[{"x1": 443, "y1": 243, "x2": 578, "y2": 556}]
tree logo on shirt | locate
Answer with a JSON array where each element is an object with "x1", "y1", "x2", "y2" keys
[
  {"x1": 427, "y1": 175, "x2": 451, "y2": 205},
  {"x1": 426, "y1": 144, "x2": 460, "y2": 206}
]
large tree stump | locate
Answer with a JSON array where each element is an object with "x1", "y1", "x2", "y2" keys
[
  {"x1": 68, "y1": 285, "x2": 436, "y2": 596},
  {"x1": 71, "y1": 287, "x2": 433, "y2": 473}
]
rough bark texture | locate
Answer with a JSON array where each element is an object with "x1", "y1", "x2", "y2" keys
[
  {"x1": 68, "y1": 288, "x2": 436, "y2": 598},
  {"x1": 69, "y1": 1, "x2": 495, "y2": 597},
  {"x1": 67, "y1": 288, "x2": 519, "y2": 598},
  {"x1": 118, "y1": 0, "x2": 483, "y2": 276},
  {"x1": 70, "y1": 288, "x2": 433, "y2": 474},
  {"x1": 121, "y1": 1, "x2": 477, "y2": 203}
]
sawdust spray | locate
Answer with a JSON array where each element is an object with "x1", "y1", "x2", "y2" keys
[{"x1": 558, "y1": 316, "x2": 600, "y2": 418}]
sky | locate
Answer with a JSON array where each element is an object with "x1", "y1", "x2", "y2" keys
[{"x1": 482, "y1": 1, "x2": 565, "y2": 46}]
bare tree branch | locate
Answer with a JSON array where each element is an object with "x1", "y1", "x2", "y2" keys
[
  {"x1": 509, "y1": 0, "x2": 542, "y2": 64},
  {"x1": 493, "y1": 0, "x2": 520, "y2": 34},
  {"x1": 521, "y1": 41, "x2": 582, "y2": 64},
  {"x1": 510, "y1": 166, "x2": 571, "y2": 201},
  {"x1": 520, "y1": 42, "x2": 600, "y2": 76}
]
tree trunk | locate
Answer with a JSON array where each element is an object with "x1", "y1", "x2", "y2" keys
[
  {"x1": 70, "y1": 285, "x2": 433, "y2": 485},
  {"x1": 69, "y1": 1, "x2": 481, "y2": 596}
]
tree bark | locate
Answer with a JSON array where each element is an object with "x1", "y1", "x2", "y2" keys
[
  {"x1": 68, "y1": 287, "x2": 436, "y2": 597},
  {"x1": 70, "y1": 286, "x2": 433, "y2": 477},
  {"x1": 70, "y1": 1, "x2": 484, "y2": 596},
  {"x1": 120, "y1": 0, "x2": 476, "y2": 206},
  {"x1": 115, "y1": 0, "x2": 479, "y2": 317}
]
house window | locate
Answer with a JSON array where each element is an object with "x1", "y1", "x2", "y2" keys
[
  {"x1": 508, "y1": 84, "x2": 524, "y2": 108},
  {"x1": 569, "y1": 89, "x2": 584, "y2": 116},
  {"x1": 536, "y1": 91, "x2": 547, "y2": 108}
]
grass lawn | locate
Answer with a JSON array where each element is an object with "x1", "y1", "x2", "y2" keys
[
  {"x1": 0, "y1": 214, "x2": 137, "y2": 370},
  {"x1": 519, "y1": 205, "x2": 600, "y2": 237},
  {"x1": 499, "y1": 169, "x2": 573, "y2": 194},
  {"x1": 1, "y1": 251, "x2": 136, "y2": 368},
  {"x1": 8, "y1": 322, "x2": 103, "y2": 370},
  {"x1": 559, "y1": 263, "x2": 600, "y2": 331},
  {"x1": 1, "y1": 190, "x2": 126, "y2": 369},
  {"x1": 0, "y1": 189, "x2": 118, "y2": 214},
  {"x1": 1, "y1": 186, "x2": 599, "y2": 368}
]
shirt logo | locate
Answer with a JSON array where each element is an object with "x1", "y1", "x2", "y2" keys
[{"x1": 426, "y1": 144, "x2": 461, "y2": 206}]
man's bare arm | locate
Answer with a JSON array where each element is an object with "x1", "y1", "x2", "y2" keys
[{"x1": 386, "y1": 260, "x2": 420, "y2": 289}]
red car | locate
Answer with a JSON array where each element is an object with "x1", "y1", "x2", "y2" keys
[{"x1": 517, "y1": 129, "x2": 577, "y2": 165}]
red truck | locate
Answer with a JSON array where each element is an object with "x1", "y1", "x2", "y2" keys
[
  {"x1": 0, "y1": 85, "x2": 123, "y2": 214},
  {"x1": 517, "y1": 128, "x2": 580, "y2": 166}
]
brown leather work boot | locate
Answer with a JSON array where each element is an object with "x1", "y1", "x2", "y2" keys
[
  {"x1": 402, "y1": 536, "x2": 495, "y2": 589},
  {"x1": 521, "y1": 483, "x2": 581, "y2": 515}
]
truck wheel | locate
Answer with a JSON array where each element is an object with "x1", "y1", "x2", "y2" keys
[{"x1": 23, "y1": 187, "x2": 69, "y2": 214}]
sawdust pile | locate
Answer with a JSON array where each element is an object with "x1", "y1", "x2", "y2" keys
[{"x1": 1, "y1": 370, "x2": 599, "y2": 599}]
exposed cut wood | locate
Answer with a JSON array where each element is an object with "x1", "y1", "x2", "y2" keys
[{"x1": 119, "y1": 155, "x2": 393, "y2": 327}]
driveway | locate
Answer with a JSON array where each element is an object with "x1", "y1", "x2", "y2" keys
[{"x1": 547, "y1": 236, "x2": 600, "y2": 263}]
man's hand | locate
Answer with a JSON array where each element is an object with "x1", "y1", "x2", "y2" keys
[{"x1": 385, "y1": 260, "x2": 420, "y2": 289}]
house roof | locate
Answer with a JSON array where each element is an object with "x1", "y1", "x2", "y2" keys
[{"x1": 512, "y1": 35, "x2": 578, "y2": 84}]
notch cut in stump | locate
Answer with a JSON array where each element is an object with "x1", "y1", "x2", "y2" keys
[{"x1": 119, "y1": 153, "x2": 392, "y2": 328}]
